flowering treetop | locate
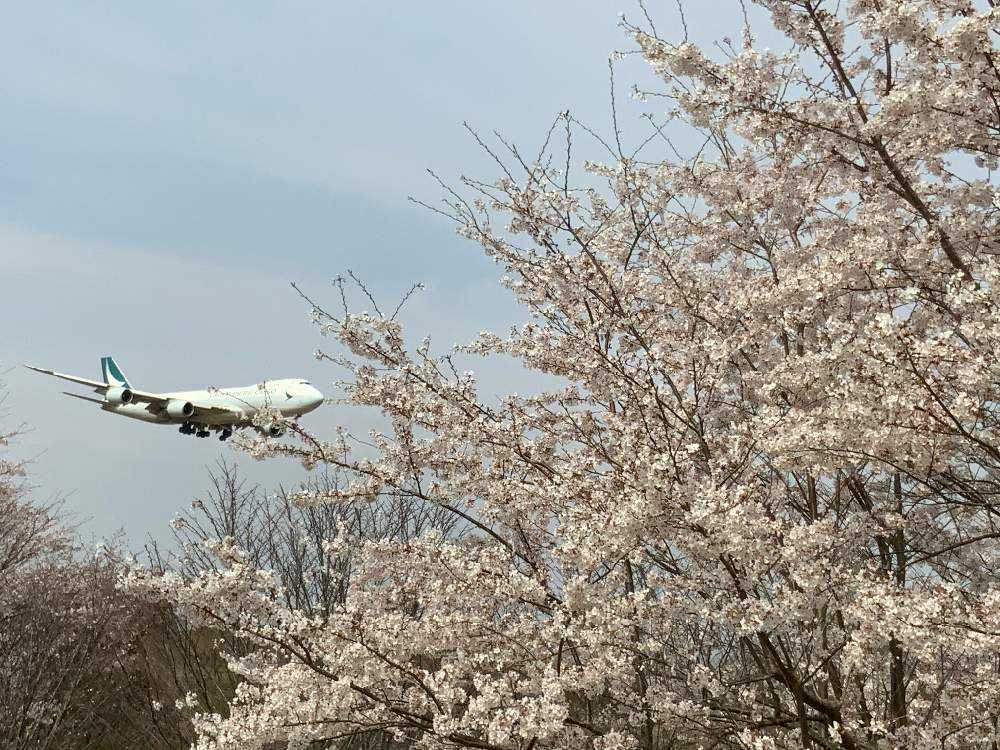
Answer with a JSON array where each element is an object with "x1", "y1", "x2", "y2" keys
[{"x1": 126, "y1": 2, "x2": 1000, "y2": 748}]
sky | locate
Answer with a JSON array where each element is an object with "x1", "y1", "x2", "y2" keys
[{"x1": 0, "y1": 1, "x2": 769, "y2": 545}]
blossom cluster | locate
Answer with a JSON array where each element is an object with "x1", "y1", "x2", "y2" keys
[{"x1": 125, "y1": 2, "x2": 1000, "y2": 748}]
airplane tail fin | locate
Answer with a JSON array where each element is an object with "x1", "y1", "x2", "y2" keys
[{"x1": 100, "y1": 356, "x2": 130, "y2": 388}]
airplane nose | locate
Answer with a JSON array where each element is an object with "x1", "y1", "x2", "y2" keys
[{"x1": 306, "y1": 387, "x2": 324, "y2": 410}]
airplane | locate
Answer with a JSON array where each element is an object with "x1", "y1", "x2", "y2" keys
[{"x1": 25, "y1": 355, "x2": 324, "y2": 441}]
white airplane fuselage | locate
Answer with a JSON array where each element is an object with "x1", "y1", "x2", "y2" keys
[
  {"x1": 25, "y1": 356, "x2": 324, "y2": 440},
  {"x1": 108, "y1": 379, "x2": 324, "y2": 426}
]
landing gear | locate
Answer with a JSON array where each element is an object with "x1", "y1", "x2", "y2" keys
[
  {"x1": 259, "y1": 422, "x2": 286, "y2": 438},
  {"x1": 180, "y1": 422, "x2": 230, "y2": 440}
]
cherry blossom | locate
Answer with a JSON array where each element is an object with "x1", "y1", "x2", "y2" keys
[{"x1": 125, "y1": 2, "x2": 1000, "y2": 747}]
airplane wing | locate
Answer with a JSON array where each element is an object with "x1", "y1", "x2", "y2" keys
[
  {"x1": 68, "y1": 387, "x2": 239, "y2": 419},
  {"x1": 130, "y1": 391, "x2": 242, "y2": 419},
  {"x1": 26, "y1": 367, "x2": 182, "y2": 406},
  {"x1": 28, "y1": 364, "x2": 243, "y2": 420},
  {"x1": 191, "y1": 403, "x2": 240, "y2": 418},
  {"x1": 24, "y1": 365, "x2": 108, "y2": 392},
  {"x1": 126, "y1": 390, "x2": 170, "y2": 405},
  {"x1": 62, "y1": 391, "x2": 106, "y2": 405}
]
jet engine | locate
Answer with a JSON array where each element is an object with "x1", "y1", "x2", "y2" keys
[
  {"x1": 165, "y1": 400, "x2": 195, "y2": 419},
  {"x1": 261, "y1": 422, "x2": 285, "y2": 438},
  {"x1": 105, "y1": 386, "x2": 134, "y2": 405}
]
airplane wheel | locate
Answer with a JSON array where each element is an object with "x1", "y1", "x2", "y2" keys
[
  {"x1": 197, "y1": 430, "x2": 209, "y2": 438},
  {"x1": 219, "y1": 430, "x2": 231, "y2": 441}
]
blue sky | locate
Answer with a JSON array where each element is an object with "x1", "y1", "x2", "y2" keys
[{"x1": 0, "y1": 2, "x2": 767, "y2": 544}]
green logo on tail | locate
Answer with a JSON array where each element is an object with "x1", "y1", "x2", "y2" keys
[{"x1": 101, "y1": 356, "x2": 130, "y2": 388}]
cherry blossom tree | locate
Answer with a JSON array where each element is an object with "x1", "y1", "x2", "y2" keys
[
  {"x1": 0, "y1": 405, "x2": 67, "y2": 582},
  {"x1": 0, "y1": 393, "x2": 161, "y2": 749},
  {"x1": 126, "y1": 1, "x2": 1000, "y2": 748},
  {"x1": 132, "y1": 462, "x2": 460, "y2": 748},
  {"x1": 0, "y1": 552, "x2": 156, "y2": 750}
]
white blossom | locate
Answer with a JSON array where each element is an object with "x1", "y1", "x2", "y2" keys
[{"x1": 127, "y1": 2, "x2": 1000, "y2": 748}]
